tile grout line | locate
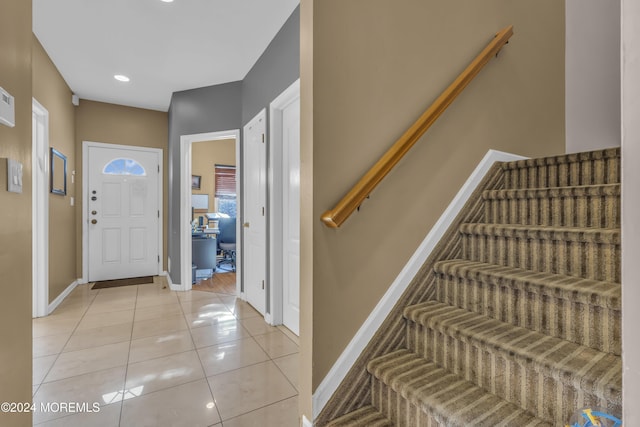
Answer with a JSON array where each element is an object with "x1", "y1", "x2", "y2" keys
[
  {"x1": 180, "y1": 287, "x2": 225, "y2": 426},
  {"x1": 33, "y1": 285, "x2": 98, "y2": 389},
  {"x1": 117, "y1": 284, "x2": 141, "y2": 427}
]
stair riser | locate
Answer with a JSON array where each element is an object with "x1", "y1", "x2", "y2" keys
[
  {"x1": 406, "y1": 323, "x2": 621, "y2": 425},
  {"x1": 434, "y1": 274, "x2": 621, "y2": 354},
  {"x1": 503, "y1": 157, "x2": 620, "y2": 189},
  {"x1": 484, "y1": 194, "x2": 620, "y2": 228},
  {"x1": 372, "y1": 380, "x2": 439, "y2": 427},
  {"x1": 461, "y1": 234, "x2": 620, "y2": 282}
]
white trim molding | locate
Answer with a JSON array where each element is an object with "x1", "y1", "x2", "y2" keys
[
  {"x1": 179, "y1": 130, "x2": 241, "y2": 293},
  {"x1": 82, "y1": 141, "x2": 164, "y2": 284},
  {"x1": 269, "y1": 78, "x2": 300, "y2": 328},
  {"x1": 311, "y1": 149, "x2": 528, "y2": 420},
  {"x1": 32, "y1": 99, "x2": 50, "y2": 318},
  {"x1": 48, "y1": 280, "x2": 79, "y2": 314},
  {"x1": 302, "y1": 415, "x2": 313, "y2": 427}
]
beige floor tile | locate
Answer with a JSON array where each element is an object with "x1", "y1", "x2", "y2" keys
[
  {"x1": 128, "y1": 329, "x2": 194, "y2": 364},
  {"x1": 33, "y1": 317, "x2": 79, "y2": 338},
  {"x1": 197, "y1": 337, "x2": 269, "y2": 376},
  {"x1": 253, "y1": 330, "x2": 299, "y2": 359},
  {"x1": 185, "y1": 309, "x2": 237, "y2": 330},
  {"x1": 133, "y1": 303, "x2": 183, "y2": 322},
  {"x1": 131, "y1": 314, "x2": 188, "y2": 340},
  {"x1": 180, "y1": 297, "x2": 226, "y2": 315},
  {"x1": 189, "y1": 319, "x2": 250, "y2": 349},
  {"x1": 86, "y1": 298, "x2": 136, "y2": 315},
  {"x1": 45, "y1": 342, "x2": 129, "y2": 383},
  {"x1": 76, "y1": 309, "x2": 134, "y2": 331},
  {"x1": 33, "y1": 355, "x2": 58, "y2": 385},
  {"x1": 33, "y1": 333, "x2": 70, "y2": 358},
  {"x1": 208, "y1": 361, "x2": 297, "y2": 421},
  {"x1": 240, "y1": 316, "x2": 278, "y2": 336},
  {"x1": 222, "y1": 396, "x2": 299, "y2": 427},
  {"x1": 273, "y1": 353, "x2": 299, "y2": 391},
  {"x1": 120, "y1": 379, "x2": 220, "y2": 427},
  {"x1": 177, "y1": 290, "x2": 220, "y2": 302},
  {"x1": 136, "y1": 293, "x2": 181, "y2": 305},
  {"x1": 63, "y1": 323, "x2": 133, "y2": 353},
  {"x1": 33, "y1": 401, "x2": 121, "y2": 427},
  {"x1": 124, "y1": 350, "x2": 204, "y2": 397},
  {"x1": 33, "y1": 366, "x2": 126, "y2": 424},
  {"x1": 225, "y1": 300, "x2": 261, "y2": 320}
]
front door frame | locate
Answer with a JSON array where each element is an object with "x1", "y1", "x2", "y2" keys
[
  {"x1": 82, "y1": 141, "x2": 163, "y2": 283},
  {"x1": 268, "y1": 79, "x2": 300, "y2": 330},
  {"x1": 179, "y1": 130, "x2": 241, "y2": 292}
]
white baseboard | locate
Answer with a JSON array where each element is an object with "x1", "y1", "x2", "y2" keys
[
  {"x1": 311, "y1": 149, "x2": 528, "y2": 420},
  {"x1": 302, "y1": 415, "x2": 313, "y2": 427},
  {"x1": 48, "y1": 280, "x2": 79, "y2": 314},
  {"x1": 161, "y1": 271, "x2": 184, "y2": 291}
]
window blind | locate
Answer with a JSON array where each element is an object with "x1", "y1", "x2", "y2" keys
[{"x1": 215, "y1": 164, "x2": 236, "y2": 198}]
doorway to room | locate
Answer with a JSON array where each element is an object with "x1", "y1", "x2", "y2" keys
[
  {"x1": 180, "y1": 130, "x2": 241, "y2": 293},
  {"x1": 190, "y1": 139, "x2": 238, "y2": 295}
]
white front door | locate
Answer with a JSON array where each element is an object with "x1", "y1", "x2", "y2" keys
[
  {"x1": 87, "y1": 144, "x2": 161, "y2": 281},
  {"x1": 243, "y1": 110, "x2": 267, "y2": 315},
  {"x1": 282, "y1": 97, "x2": 301, "y2": 335}
]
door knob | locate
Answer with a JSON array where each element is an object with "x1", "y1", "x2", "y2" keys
[
  {"x1": 243, "y1": 222, "x2": 250, "y2": 228},
  {"x1": 91, "y1": 219, "x2": 98, "y2": 225}
]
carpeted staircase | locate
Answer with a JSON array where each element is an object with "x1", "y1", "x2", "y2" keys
[{"x1": 325, "y1": 148, "x2": 621, "y2": 426}]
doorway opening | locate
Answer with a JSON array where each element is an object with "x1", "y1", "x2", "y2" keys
[{"x1": 179, "y1": 130, "x2": 241, "y2": 293}]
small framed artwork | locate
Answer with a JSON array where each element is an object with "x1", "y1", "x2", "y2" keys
[
  {"x1": 191, "y1": 175, "x2": 201, "y2": 190},
  {"x1": 50, "y1": 148, "x2": 67, "y2": 196}
]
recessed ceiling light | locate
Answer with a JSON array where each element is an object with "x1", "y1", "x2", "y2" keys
[
  {"x1": 160, "y1": 0, "x2": 174, "y2": 2},
  {"x1": 114, "y1": 74, "x2": 130, "y2": 82}
]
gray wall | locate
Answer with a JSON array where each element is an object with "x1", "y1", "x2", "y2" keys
[
  {"x1": 168, "y1": 81, "x2": 242, "y2": 283},
  {"x1": 167, "y1": 5, "x2": 300, "y2": 285},
  {"x1": 565, "y1": 0, "x2": 621, "y2": 153},
  {"x1": 242, "y1": 6, "x2": 300, "y2": 125}
]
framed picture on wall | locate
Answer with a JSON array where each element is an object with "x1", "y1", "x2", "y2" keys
[{"x1": 192, "y1": 175, "x2": 201, "y2": 190}]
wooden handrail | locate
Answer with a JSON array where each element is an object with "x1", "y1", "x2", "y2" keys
[{"x1": 321, "y1": 25, "x2": 514, "y2": 228}]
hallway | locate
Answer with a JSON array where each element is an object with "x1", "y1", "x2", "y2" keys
[{"x1": 32, "y1": 277, "x2": 299, "y2": 426}]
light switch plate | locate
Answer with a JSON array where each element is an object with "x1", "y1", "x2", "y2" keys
[{"x1": 7, "y1": 158, "x2": 23, "y2": 193}]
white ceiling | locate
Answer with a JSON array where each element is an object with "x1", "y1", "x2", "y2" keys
[{"x1": 33, "y1": 0, "x2": 300, "y2": 112}]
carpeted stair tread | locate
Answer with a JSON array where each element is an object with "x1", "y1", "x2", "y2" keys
[
  {"x1": 367, "y1": 349, "x2": 552, "y2": 427},
  {"x1": 483, "y1": 183, "x2": 620, "y2": 201},
  {"x1": 326, "y1": 406, "x2": 394, "y2": 427},
  {"x1": 433, "y1": 259, "x2": 620, "y2": 310},
  {"x1": 459, "y1": 223, "x2": 620, "y2": 244},
  {"x1": 501, "y1": 148, "x2": 619, "y2": 170},
  {"x1": 403, "y1": 301, "x2": 622, "y2": 403}
]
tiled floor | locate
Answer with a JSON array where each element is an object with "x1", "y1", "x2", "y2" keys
[{"x1": 32, "y1": 277, "x2": 299, "y2": 427}]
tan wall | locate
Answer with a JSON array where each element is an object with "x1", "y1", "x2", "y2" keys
[
  {"x1": 191, "y1": 139, "x2": 236, "y2": 216},
  {"x1": 302, "y1": 0, "x2": 566, "y2": 403},
  {"x1": 299, "y1": 0, "x2": 314, "y2": 421},
  {"x1": 0, "y1": 1, "x2": 33, "y2": 425},
  {"x1": 75, "y1": 101, "x2": 168, "y2": 273},
  {"x1": 32, "y1": 36, "x2": 78, "y2": 303}
]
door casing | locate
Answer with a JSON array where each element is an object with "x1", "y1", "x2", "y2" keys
[
  {"x1": 268, "y1": 79, "x2": 301, "y2": 333},
  {"x1": 179, "y1": 130, "x2": 241, "y2": 292},
  {"x1": 82, "y1": 141, "x2": 163, "y2": 283},
  {"x1": 32, "y1": 99, "x2": 49, "y2": 317}
]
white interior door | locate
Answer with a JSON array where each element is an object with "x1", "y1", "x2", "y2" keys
[
  {"x1": 243, "y1": 110, "x2": 267, "y2": 315},
  {"x1": 87, "y1": 144, "x2": 161, "y2": 281},
  {"x1": 282, "y1": 97, "x2": 300, "y2": 335}
]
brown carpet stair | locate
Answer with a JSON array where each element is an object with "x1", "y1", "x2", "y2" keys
[{"x1": 325, "y1": 148, "x2": 621, "y2": 427}]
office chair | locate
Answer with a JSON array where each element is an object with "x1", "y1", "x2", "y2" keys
[{"x1": 217, "y1": 217, "x2": 236, "y2": 272}]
